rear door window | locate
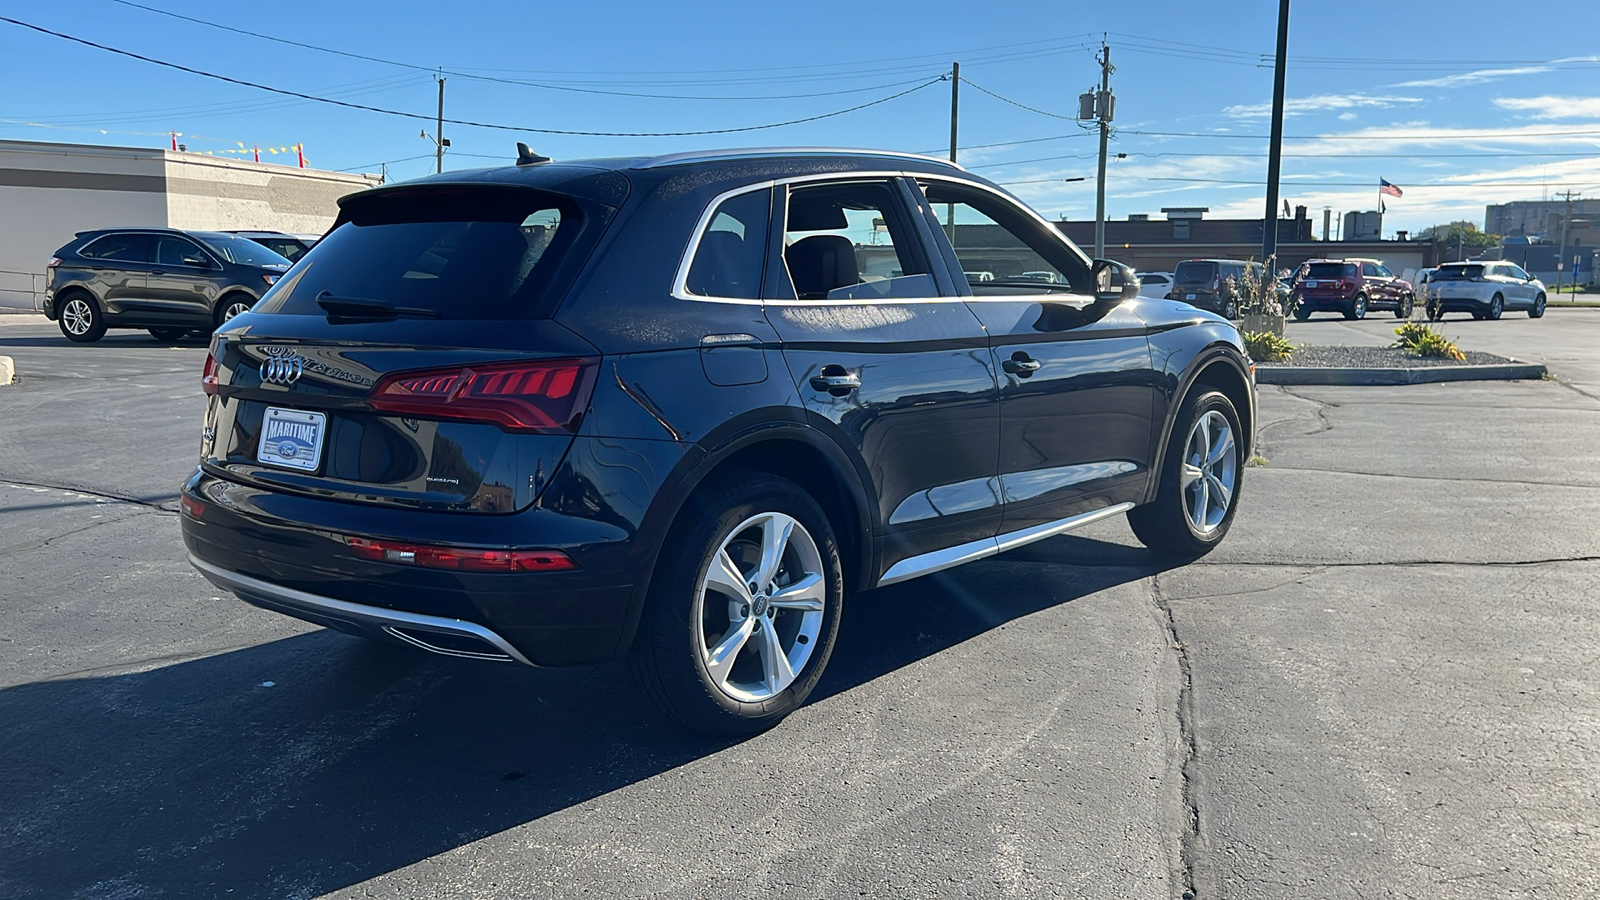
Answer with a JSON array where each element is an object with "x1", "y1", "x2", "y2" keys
[
  {"x1": 256, "y1": 189, "x2": 594, "y2": 319},
  {"x1": 1433, "y1": 265, "x2": 1482, "y2": 280},
  {"x1": 81, "y1": 233, "x2": 155, "y2": 263},
  {"x1": 1306, "y1": 262, "x2": 1355, "y2": 279}
]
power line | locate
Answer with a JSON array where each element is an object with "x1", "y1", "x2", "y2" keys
[
  {"x1": 0, "y1": 15, "x2": 945, "y2": 137},
  {"x1": 1121, "y1": 128, "x2": 1600, "y2": 140},
  {"x1": 958, "y1": 77, "x2": 1080, "y2": 121}
]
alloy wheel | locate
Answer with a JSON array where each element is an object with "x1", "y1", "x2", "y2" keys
[
  {"x1": 1180, "y1": 410, "x2": 1238, "y2": 534},
  {"x1": 695, "y1": 512, "x2": 826, "y2": 703},
  {"x1": 62, "y1": 299, "x2": 93, "y2": 335},
  {"x1": 222, "y1": 300, "x2": 253, "y2": 322}
]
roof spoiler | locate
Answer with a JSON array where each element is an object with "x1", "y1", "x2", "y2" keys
[{"x1": 516, "y1": 143, "x2": 551, "y2": 167}]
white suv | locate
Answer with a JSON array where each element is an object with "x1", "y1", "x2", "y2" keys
[{"x1": 1426, "y1": 261, "x2": 1547, "y2": 321}]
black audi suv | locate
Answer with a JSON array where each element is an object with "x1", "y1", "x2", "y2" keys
[
  {"x1": 180, "y1": 148, "x2": 1255, "y2": 734},
  {"x1": 44, "y1": 227, "x2": 291, "y2": 342}
]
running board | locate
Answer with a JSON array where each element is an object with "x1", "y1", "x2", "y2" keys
[{"x1": 876, "y1": 502, "x2": 1135, "y2": 588}]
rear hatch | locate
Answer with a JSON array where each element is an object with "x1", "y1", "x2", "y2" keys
[
  {"x1": 1171, "y1": 260, "x2": 1220, "y2": 299},
  {"x1": 1298, "y1": 261, "x2": 1357, "y2": 296},
  {"x1": 200, "y1": 183, "x2": 615, "y2": 514}
]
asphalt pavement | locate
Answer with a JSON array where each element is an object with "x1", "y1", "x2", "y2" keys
[{"x1": 2, "y1": 313, "x2": 1597, "y2": 899}]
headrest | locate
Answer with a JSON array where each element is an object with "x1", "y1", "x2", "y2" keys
[{"x1": 785, "y1": 235, "x2": 858, "y2": 298}]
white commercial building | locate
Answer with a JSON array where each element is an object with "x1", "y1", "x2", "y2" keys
[{"x1": 0, "y1": 139, "x2": 380, "y2": 311}]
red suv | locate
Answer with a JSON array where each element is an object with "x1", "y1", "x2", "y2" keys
[{"x1": 1291, "y1": 258, "x2": 1414, "y2": 320}]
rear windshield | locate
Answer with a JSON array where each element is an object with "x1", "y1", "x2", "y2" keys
[
  {"x1": 255, "y1": 188, "x2": 595, "y2": 320},
  {"x1": 1432, "y1": 265, "x2": 1483, "y2": 281},
  {"x1": 1173, "y1": 261, "x2": 1218, "y2": 284},
  {"x1": 1304, "y1": 262, "x2": 1356, "y2": 279},
  {"x1": 195, "y1": 233, "x2": 292, "y2": 268}
]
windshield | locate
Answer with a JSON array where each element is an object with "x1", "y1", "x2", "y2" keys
[
  {"x1": 254, "y1": 189, "x2": 589, "y2": 320},
  {"x1": 1304, "y1": 262, "x2": 1356, "y2": 279},
  {"x1": 1173, "y1": 261, "x2": 1218, "y2": 285},
  {"x1": 195, "y1": 233, "x2": 292, "y2": 267},
  {"x1": 1433, "y1": 265, "x2": 1484, "y2": 281}
]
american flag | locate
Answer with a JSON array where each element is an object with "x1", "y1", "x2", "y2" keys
[{"x1": 1379, "y1": 178, "x2": 1403, "y2": 198}]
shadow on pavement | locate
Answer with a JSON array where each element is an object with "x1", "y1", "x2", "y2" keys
[{"x1": 0, "y1": 535, "x2": 1171, "y2": 899}]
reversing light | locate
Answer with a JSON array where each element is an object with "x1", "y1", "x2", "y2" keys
[
  {"x1": 345, "y1": 537, "x2": 578, "y2": 573},
  {"x1": 368, "y1": 358, "x2": 598, "y2": 433}
]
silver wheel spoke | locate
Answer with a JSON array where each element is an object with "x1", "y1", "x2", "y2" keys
[
  {"x1": 757, "y1": 619, "x2": 796, "y2": 694},
  {"x1": 1193, "y1": 415, "x2": 1211, "y2": 466},
  {"x1": 1207, "y1": 428, "x2": 1235, "y2": 467},
  {"x1": 705, "y1": 617, "x2": 756, "y2": 691},
  {"x1": 705, "y1": 549, "x2": 753, "y2": 605},
  {"x1": 1206, "y1": 472, "x2": 1232, "y2": 508},
  {"x1": 1190, "y1": 475, "x2": 1209, "y2": 525},
  {"x1": 768, "y1": 572, "x2": 825, "y2": 612},
  {"x1": 1180, "y1": 463, "x2": 1204, "y2": 489},
  {"x1": 754, "y1": 514, "x2": 794, "y2": 589}
]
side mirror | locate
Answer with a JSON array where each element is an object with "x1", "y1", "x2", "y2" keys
[
  {"x1": 1092, "y1": 258, "x2": 1138, "y2": 303},
  {"x1": 182, "y1": 254, "x2": 211, "y2": 268}
]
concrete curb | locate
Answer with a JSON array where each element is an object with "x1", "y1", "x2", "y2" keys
[
  {"x1": 0, "y1": 356, "x2": 13, "y2": 386},
  {"x1": 1257, "y1": 361, "x2": 1547, "y2": 385}
]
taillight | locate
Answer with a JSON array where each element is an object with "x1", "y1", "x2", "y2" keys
[
  {"x1": 368, "y1": 358, "x2": 598, "y2": 433},
  {"x1": 46, "y1": 256, "x2": 61, "y2": 269},
  {"x1": 180, "y1": 494, "x2": 205, "y2": 519},
  {"x1": 1210, "y1": 276, "x2": 1220, "y2": 291},
  {"x1": 201, "y1": 353, "x2": 219, "y2": 395},
  {"x1": 345, "y1": 537, "x2": 577, "y2": 573},
  {"x1": 262, "y1": 274, "x2": 280, "y2": 286}
]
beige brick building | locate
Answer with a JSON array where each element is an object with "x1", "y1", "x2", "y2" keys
[{"x1": 0, "y1": 139, "x2": 381, "y2": 311}]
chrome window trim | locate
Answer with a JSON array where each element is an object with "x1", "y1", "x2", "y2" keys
[
  {"x1": 671, "y1": 170, "x2": 1098, "y2": 308},
  {"x1": 876, "y1": 502, "x2": 1134, "y2": 587}
]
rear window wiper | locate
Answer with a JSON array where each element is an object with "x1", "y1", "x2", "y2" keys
[{"x1": 315, "y1": 292, "x2": 441, "y2": 319}]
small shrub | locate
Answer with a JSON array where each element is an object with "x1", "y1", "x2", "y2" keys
[
  {"x1": 1393, "y1": 322, "x2": 1466, "y2": 361},
  {"x1": 1242, "y1": 331, "x2": 1294, "y2": 363}
]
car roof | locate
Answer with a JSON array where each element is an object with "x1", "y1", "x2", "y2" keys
[{"x1": 226, "y1": 230, "x2": 295, "y2": 239}]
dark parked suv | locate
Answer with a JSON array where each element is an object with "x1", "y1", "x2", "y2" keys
[
  {"x1": 1168, "y1": 259, "x2": 1259, "y2": 319},
  {"x1": 44, "y1": 228, "x2": 291, "y2": 342},
  {"x1": 179, "y1": 148, "x2": 1255, "y2": 734},
  {"x1": 1291, "y1": 258, "x2": 1414, "y2": 320}
]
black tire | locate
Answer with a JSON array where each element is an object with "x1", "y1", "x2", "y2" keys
[
  {"x1": 1486, "y1": 294, "x2": 1504, "y2": 321},
  {"x1": 1530, "y1": 293, "x2": 1546, "y2": 319},
  {"x1": 215, "y1": 294, "x2": 255, "y2": 328},
  {"x1": 1128, "y1": 390, "x2": 1244, "y2": 557},
  {"x1": 56, "y1": 292, "x2": 107, "y2": 343},
  {"x1": 629, "y1": 472, "x2": 845, "y2": 736},
  {"x1": 1427, "y1": 300, "x2": 1443, "y2": 322},
  {"x1": 1293, "y1": 306, "x2": 1312, "y2": 321},
  {"x1": 147, "y1": 327, "x2": 189, "y2": 342},
  {"x1": 1221, "y1": 297, "x2": 1238, "y2": 320},
  {"x1": 1395, "y1": 293, "x2": 1414, "y2": 319},
  {"x1": 1343, "y1": 293, "x2": 1368, "y2": 320}
]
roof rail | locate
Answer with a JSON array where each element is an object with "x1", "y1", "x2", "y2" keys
[{"x1": 638, "y1": 147, "x2": 964, "y2": 171}]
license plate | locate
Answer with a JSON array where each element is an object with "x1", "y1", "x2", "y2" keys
[
  {"x1": 1305, "y1": 280, "x2": 1318, "y2": 287},
  {"x1": 258, "y1": 407, "x2": 326, "y2": 472},
  {"x1": 1185, "y1": 293, "x2": 1196, "y2": 300}
]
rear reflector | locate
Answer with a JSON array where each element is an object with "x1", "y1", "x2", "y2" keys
[
  {"x1": 368, "y1": 358, "x2": 598, "y2": 433},
  {"x1": 345, "y1": 537, "x2": 578, "y2": 573}
]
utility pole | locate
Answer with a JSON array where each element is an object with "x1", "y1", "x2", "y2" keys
[
  {"x1": 1261, "y1": 0, "x2": 1291, "y2": 264},
  {"x1": 1556, "y1": 190, "x2": 1579, "y2": 296},
  {"x1": 947, "y1": 62, "x2": 959, "y2": 243},
  {"x1": 1093, "y1": 40, "x2": 1113, "y2": 260},
  {"x1": 435, "y1": 76, "x2": 446, "y2": 174}
]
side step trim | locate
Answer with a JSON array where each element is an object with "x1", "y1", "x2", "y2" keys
[
  {"x1": 876, "y1": 502, "x2": 1135, "y2": 588},
  {"x1": 188, "y1": 555, "x2": 536, "y2": 666}
]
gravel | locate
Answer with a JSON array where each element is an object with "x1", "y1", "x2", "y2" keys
[{"x1": 1259, "y1": 345, "x2": 1518, "y2": 368}]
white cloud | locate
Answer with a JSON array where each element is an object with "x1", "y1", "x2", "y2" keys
[
  {"x1": 1223, "y1": 94, "x2": 1422, "y2": 118},
  {"x1": 1495, "y1": 95, "x2": 1600, "y2": 119},
  {"x1": 1338, "y1": 113, "x2": 1359, "y2": 121},
  {"x1": 1284, "y1": 122, "x2": 1600, "y2": 157},
  {"x1": 1396, "y1": 67, "x2": 1549, "y2": 88}
]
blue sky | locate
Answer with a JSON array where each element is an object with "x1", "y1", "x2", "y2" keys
[{"x1": 3, "y1": 0, "x2": 1598, "y2": 236}]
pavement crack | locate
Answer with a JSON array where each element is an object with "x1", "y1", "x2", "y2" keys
[
  {"x1": 1151, "y1": 572, "x2": 1202, "y2": 900},
  {"x1": 1196, "y1": 555, "x2": 1600, "y2": 569},
  {"x1": 0, "y1": 477, "x2": 180, "y2": 513},
  {"x1": 0, "y1": 508, "x2": 163, "y2": 559}
]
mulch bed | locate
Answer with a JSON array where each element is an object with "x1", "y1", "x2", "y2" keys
[{"x1": 1258, "y1": 346, "x2": 1518, "y2": 369}]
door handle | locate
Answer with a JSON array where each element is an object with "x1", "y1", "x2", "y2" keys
[
  {"x1": 151, "y1": 269, "x2": 165, "y2": 275},
  {"x1": 809, "y1": 365, "x2": 860, "y2": 396},
  {"x1": 1002, "y1": 352, "x2": 1041, "y2": 377}
]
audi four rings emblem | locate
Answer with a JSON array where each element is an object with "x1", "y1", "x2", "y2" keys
[{"x1": 260, "y1": 355, "x2": 305, "y2": 386}]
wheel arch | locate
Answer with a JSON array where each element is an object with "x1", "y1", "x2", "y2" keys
[{"x1": 1145, "y1": 347, "x2": 1255, "y2": 505}]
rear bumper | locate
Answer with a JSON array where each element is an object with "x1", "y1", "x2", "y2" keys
[
  {"x1": 190, "y1": 555, "x2": 537, "y2": 665},
  {"x1": 1432, "y1": 291, "x2": 1494, "y2": 312}
]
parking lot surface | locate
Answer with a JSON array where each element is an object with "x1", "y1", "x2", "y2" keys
[{"x1": 2, "y1": 312, "x2": 1598, "y2": 899}]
